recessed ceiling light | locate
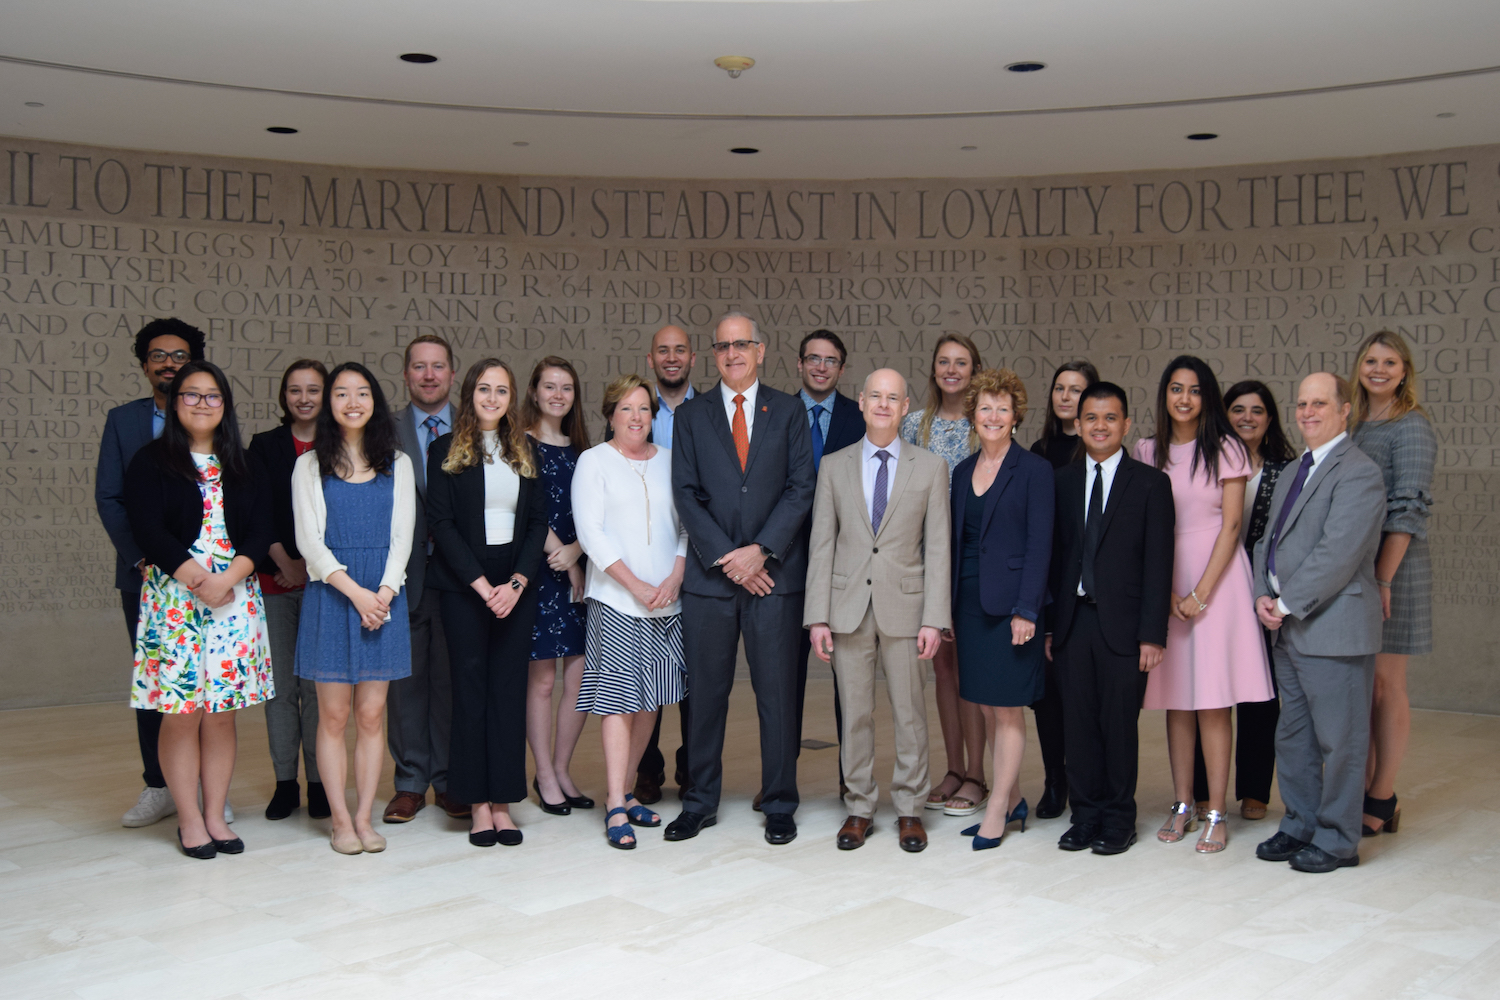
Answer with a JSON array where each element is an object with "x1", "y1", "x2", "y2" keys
[
  {"x1": 730, "y1": 147, "x2": 759, "y2": 155},
  {"x1": 1006, "y1": 61, "x2": 1046, "y2": 73},
  {"x1": 1436, "y1": 112, "x2": 1457, "y2": 118},
  {"x1": 512, "y1": 141, "x2": 529, "y2": 147},
  {"x1": 960, "y1": 145, "x2": 978, "y2": 151},
  {"x1": 1186, "y1": 132, "x2": 1218, "y2": 141},
  {"x1": 400, "y1": 53, "x2": 438, "y2": 64},
  {"x1": 24, "y1": 101, "x2": 43, "y2": 108},
  {"x1": 266, "y1": 126, "x2": 299, "y2": 134}
]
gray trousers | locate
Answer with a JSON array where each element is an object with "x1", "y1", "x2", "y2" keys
[
  {"x1": 264, "y1": 589, "x2": 320, "y2": 783},
  {"x1": 1273, "y1": 642, "x2": 1375, "y2": 859},
  {"x1": 387, "y1": 587, "x2": 452, "y2": 795}
]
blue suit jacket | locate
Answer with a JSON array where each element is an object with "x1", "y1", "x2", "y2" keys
[
  {"x1": 95, "y1": 397, "x2": 157, "y2": 592},
  {"x1": 820, "y1": 390, "x2": 867, "y2": 462},
  {"x1": 949, "y1": 444, "x2": 1055, "y2": 622}
]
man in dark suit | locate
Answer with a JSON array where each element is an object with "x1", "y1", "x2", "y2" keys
[
  {"x1": 384, "y1": 334, "x2": 468, "y2": 823},
  {"x1": 96, "y1": 318, "x2": 205, "y2": 827},
  {"x1": 1045, "y1": 382, "x2": 1175, "y2": 856},
  {"x1": 666, "y1": 312, "x2": 817, "y2": 845}
]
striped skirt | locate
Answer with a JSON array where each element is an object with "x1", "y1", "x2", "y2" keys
[{"x1": 576, "y1": 598, "x2": 686, "y2": 716}]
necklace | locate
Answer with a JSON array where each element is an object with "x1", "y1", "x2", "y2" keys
[{"x1": 610, "y1": 443, "x2": 652, "y2": 545}]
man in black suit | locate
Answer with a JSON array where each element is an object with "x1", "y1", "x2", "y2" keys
[
  {"x1": 666, "y1": 312, "x2": 817, "y2": 845},
  {"x1": 1045, "y1": 382, "x2": 1175, "y2": 856}
]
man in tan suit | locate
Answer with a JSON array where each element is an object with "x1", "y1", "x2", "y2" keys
[{"x1": 805, "y1": 369, "x2": 951, "y2": 852}]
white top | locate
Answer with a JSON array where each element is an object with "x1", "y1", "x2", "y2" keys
[
  {"x1": 861, "y1": 435, "x2": 902, "y2": 525},
  {"x1": 1078, "y1": 447, "x2": 1125, "y2": 597},
  {"x1": 571, "y1": 442, "x2": 689, "y2": 618},
  {"x1": 291, "y1": 449, "x2": 415, "y2": 594},
  {"x1": 1241, "y1": 465, "x2": 1263, "y2": 545},
  {"x1": 481, "y1": 430, "x2": 520, "y2": 545},
  {"x1": 719, "y1": 380, "x2": 760, "y2": 440}
]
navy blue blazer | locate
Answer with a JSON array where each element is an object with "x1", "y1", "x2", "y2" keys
[
  {"x1": 95, "y1": 397, "x2": 157, "y2": 591},
  {"x1": 818, "y1": 390, "x2": 867, "y2": 463},
  {"x1": 949, "y1": 444, "x2": 1055, "y2": 623}
]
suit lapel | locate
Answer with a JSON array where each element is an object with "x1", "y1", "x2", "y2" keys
[
  {"x1": 825, "y1": 392, "x2": 852, "y2": 453},
  {"x1": 1097, "y1": 455, "x2": 1134, "y2": 541},
  {"x1": 1278, "y1": 439, "x2": 1349, "y2": 537},
  {"x1": 704, "y1": 383, "x2": 744, "y2": 477},
  {"x1": 980, "y1": 446, "x2": 1020, "y2": 536},
  {"x1": 873, "y1": 445, "x2": 915, "y2": 542},
  {"x1": 742, "y1": 386, "x2": 776, "y2": 478},
  {"x1": 134, "y1": 397, "x2": 155, "y2": 446},
  {"x1": 398, "y1": 405, "x2": 427, "y2": 496}
]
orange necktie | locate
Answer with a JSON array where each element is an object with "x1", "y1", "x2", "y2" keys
[{"x1": 732, "y1": 393, "x2": 749, "y2": 471}]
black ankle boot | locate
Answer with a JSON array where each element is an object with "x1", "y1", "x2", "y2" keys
[
  {"x1": 306, "y1": 781, "x2": 331, "y2": 820},
  {"x1": 265, "y1": 780, "x2": 300, "y2": 821}
]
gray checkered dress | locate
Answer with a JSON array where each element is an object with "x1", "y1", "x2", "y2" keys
[{"x1": 1352, "y1": 413, "x2": 1436, "y2": 655}]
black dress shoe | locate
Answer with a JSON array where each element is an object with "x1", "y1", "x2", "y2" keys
[
  {"x1": 306, "y1": 782, "x2": 331, "y2": 820},
  {"x1": 1255, "y1": 830, "x2": 1310, "y2": 862},
  {"x1": 1289, "y1": 844, "x2": 1358, "y2": 873},
  {"x1": 752, "y1": 790, "x2": 764, "y2": 812},
  {"x1": 1058, "y1": 823, "x2": 1101, "y2": 851},
  {"x1": 564, "y1": 792, "x2": 596, "y2": 810},
  {"x1": 1035, "y1": 783, "x2": 1067, "y2": 820},
  {"x1": 211, "y1": 836, "x2": 245, "y2": 855},
  {"x1": 1091, "y1": 828, "x2": 1137, "y2": 855},
  {"x1": 663, "y1": 810, "x2": 717, "y2": 841},
  {"x1": 532, "y1": 778, "x2": 572, "y2": 816},
  {"x1": 264, "y1": 780, "x2": 299, "y2": 821},
  {"x1": 497, "y1": 829, "x2": 523, "y2": 847},
  {"x1": 177, "y1": 828, "x2": 217, "y2": 860},
  {"x1": 469, "y1": 829, "x2": 498, "y2": 847},
  {"x1": 764, "y1": 814, "x2": 797, "y2": 845},
  {"x1": 633, "y1": 772, "x2": 665, "y2": 806}
]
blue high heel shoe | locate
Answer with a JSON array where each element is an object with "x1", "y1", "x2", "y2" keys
[
  {"x1": 961, "y1": 798, "x2": 1029, "y2": 851},
  {"x1": 1006, "y1": 798, "x2": 1029, "y2": 833}
]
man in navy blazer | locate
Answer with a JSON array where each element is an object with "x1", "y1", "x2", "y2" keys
[
  {"x1": 95, "y1": 318, "x2": 205, "y2": 828},
  {"x1": 667, "y1": 312, "x2": 817, "y2": 845}
]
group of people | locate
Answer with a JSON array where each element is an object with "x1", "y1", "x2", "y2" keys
[{"x1": 96, "y1": 312, "x2": 1434, "y2": 872}]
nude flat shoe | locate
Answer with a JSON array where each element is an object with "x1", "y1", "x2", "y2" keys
[
  {"x1": 330, "y1": 828, "x2": 364, "y2": 855},
  {"x1": 358, "y1": 829, "x2": 387, "y2": 853}
]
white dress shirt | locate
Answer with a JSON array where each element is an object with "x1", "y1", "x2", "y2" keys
[
  {"x1": 1078, "y1": 446, "x2": 1125, "y2": 596},
  {"x1": 861, "y1": 435, "x2": 902, "y2": 526},
  {"x1": 480, "y1": 430, "x2": 520, "y2": 545},
  {"x1": 1271, "y1": 431, "x2": 1347, "y2": 614},
  {"x1": 719, "y1": 380, "x2": 760, "y2": 441}
]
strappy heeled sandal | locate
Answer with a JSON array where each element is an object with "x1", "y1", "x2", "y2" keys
[
  {"x1": 943, "y1": 778, "x2": 990, "y2": 817},
  {"x1": 1157, "y1": 801, "x2": 1198, "y2": 843},
  {"x1": 1195, "y1": 809, "x2": 1228, "y2": 853},
  {"x1": 1362, "y1": 793, "x2": 1400, "y2": 836},
  {"x1": 925, "y1": 770, "x2": 965, "y2": 810}
]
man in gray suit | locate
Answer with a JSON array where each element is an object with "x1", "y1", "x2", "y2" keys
[
  {"x1": 805, "y1": 369, "x2": 949, "y2": 853},
  {"x1": 384, "y1": 334, "x2": 466, "y2": 823},
  {"x1": 1252, "y1": 372, "x2": 1386, "y2": 873}
]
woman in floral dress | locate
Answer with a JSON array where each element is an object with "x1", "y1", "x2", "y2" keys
[{"x1": 125, "y1": 361, "x2": 272, "y2": 859}]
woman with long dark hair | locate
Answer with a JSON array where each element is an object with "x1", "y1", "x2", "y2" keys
[
  {"x1": 1135, "y1": 356, "x2": 1271, "y2": 853},
  {"x1": 518, "y1": 356, "x2": 594, "y2": 814},
  {"x1": 293, "y1": 362, "x2": 415, "y2": 855},
  {"x1": 427, "y1": 359, "x2": 549, "y2": 847},
  {"x1": 249, "y1": 359, "x2": 329, "y2": 822},
  {"x1": 125, "y1": 360, "x2": 272, "y2": 858}
]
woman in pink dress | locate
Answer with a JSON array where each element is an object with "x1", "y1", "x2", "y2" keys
[{"x1": 1135, "y1": 356, "x2": 1272, "y2": 854}]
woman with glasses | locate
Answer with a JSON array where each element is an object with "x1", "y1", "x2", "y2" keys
[{"x1": 124, "y1": 361, "x2": 272, "y2": 859}]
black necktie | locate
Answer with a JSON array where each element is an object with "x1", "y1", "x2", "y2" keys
[{"x1": 1081, "y1": 462, "x2": 1104, "y2": 598}]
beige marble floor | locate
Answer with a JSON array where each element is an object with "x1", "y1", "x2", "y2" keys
[{"x1": 2, "y1": 674, "x2": 1499, "y2": 1000}]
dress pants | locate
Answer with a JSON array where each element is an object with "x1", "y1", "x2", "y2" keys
[
  {"x1": 832, "y1": 605, "x2": 929, "y2": 819},
  {"x1": 121, "y1": 587, "x2": 165, "y2": 789},
  {"x1": 263, "y1": 589, "x2": 320, "y2": 783},
  {"x1": 1193, "y1": 631, "x2": 1278, "y2": 804},
  {"x1": 440, "y1": 584, "x2": 536, "y2": 807},
  {"x1": 798, "y1": 629, "x2": 846, "y2": 781},
  {"x1": 1272, "y1": 643, "x2": 1374, "y2": 859},
  {"x1": 681, "y1": 589, "x2": 802, "y2": 816},
  {"x1": 387, "y1": 587, "x2": 452, "y2": 796},
  {"x1": 1055, "y1": 603, "x2": 1149, "y2": 833},
  {"x1": 1030, "y1": 661, "x2": 1067, "y2": 792}
]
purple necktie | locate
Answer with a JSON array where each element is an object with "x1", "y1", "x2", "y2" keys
[
  {"x1": 871, "y1": 450, "x2": 892, "y2": 535},
  {"x1": 1267, "y1": 450, "x2": 1316, "y2": 582}
]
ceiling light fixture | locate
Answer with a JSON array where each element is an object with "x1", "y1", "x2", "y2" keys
[
  {"x1": 960, "y1": 145, "x2": 978, "y2": 151},
  {"x1": 512, "y1": 141, "x2": 530, "y2": 147},
  {"x1": 1006, "y1": 61, "x2": 1046, "y2": 73},
  {"x1": 730, "y1": 147, "x2": 759, "y2": 155},
  {"x1": 1186, "y1": 132, "x2": 1218, "y2": 141},
  {"x1": 266, "y1": 126, "x2": 299, "y2": 134},
  {"x1": 24, "y1": 101, "x2": 44, "y2": 108},
  {"x1": 400, "y1": 53, "x2": 438, "y2": 64},
  {"x1": 1436, "y1": 112, "x2": 1456, "y2": 118},
  {"x1": 714, "y1": 56, "x2": 755, "y2": 79}
]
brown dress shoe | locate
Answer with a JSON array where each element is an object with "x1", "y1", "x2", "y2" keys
[
  {"x1": 383, "y1": 790, "x2": 426, "y2": 824},
  {"x1": 752, "y1": 789, "x2": 764, "y2": 812},
  {"x1": 1241, "y1": 798, "x2": 1268, "y2": 821},
  {"x1": 633, "y1": 773, "x2": 664, "y2": 806},
  {"x1": 897, "y1": 816, "x2": 928, "y2": 853},
  {"x1": 837, "y1": 816, "x2": 872, "y2": 850},
  {"x1": 434, "y1": 791, "x2": 471, "y2": 819}
]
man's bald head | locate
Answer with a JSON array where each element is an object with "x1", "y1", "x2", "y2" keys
[
  {"x1": 859, "y1": 368, "x2": 910, "y2": 443},
  {"x1": 862, "y1": 368, "x2": 907, "y2": 399},
  {"x1": 648, "y1": 324, "x2": 695, "y2": 390},
  {"x1": 1296, "y1": 371, "x2": 1352, "y2": 450}
]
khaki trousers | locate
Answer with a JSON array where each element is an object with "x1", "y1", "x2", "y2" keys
[{"x1": 832, "y1": 605, "x2": 930, "y2": 819}]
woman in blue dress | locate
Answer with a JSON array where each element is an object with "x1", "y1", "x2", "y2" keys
[
  {"x1": 293, "y1": 362, "x2": 415, "y2": 855},
  {"x1": 520, "y1": 356, "x2": 594, "y2": 812}
]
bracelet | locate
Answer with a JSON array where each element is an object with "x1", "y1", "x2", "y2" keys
[
  {"x1": 1189, "y1": 589, "x2": 1208, "y2": 611},
  {"x1": 1376, "y1": 579, "x2": 1393, "y2": 588}
]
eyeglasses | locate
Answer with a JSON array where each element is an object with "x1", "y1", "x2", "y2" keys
[
  {"x1": 711, "y1": 339, "x2": 757, "y2": 355},
  {"x1": 147, "y1": 350, "x2": 191, "y2": 364},
  {"x1": 178, "y1": 392, "x2": 224, "y2": 408},
  {"x1": 800, "y1": 354, "x2": 843, "y2": 369}
]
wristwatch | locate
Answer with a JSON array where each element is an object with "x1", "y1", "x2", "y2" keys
[
  {"x1": 758, "y1": 544, "x2": 775, "y2": 559},
  {"x1": 508, "y1": 576, "x2": 524, "y2": 591}
]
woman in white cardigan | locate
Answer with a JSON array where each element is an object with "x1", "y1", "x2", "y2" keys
[
  {"x1": 572, "y1": 374, "x2": 688, "y2": 849},
  {"x1": 292, "y1": 362, "x2": 414, "y2": 855}
]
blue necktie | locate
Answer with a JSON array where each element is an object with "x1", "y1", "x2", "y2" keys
[
  {"x1": 810, "y1": 405, "x2": 826, "y2": 469},
  {"x1": 871, "y1": 450, "x2": 892, "y2": 535},
  {"x1": 422, "y1": 414, "x2": 442, "y2": 465},
  {"x1": 1267, "y1": 450, "x2": 1316, "y2": 582}
]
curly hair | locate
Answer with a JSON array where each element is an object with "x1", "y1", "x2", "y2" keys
[
  {"x1": 442, "y1": 359, "x2": 536, "y2": 478},
  {"x1": 964, "y1": 367, "x2": 1029, "y2": 427}
]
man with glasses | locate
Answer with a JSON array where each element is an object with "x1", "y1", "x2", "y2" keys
[
  {"x1": 666, "y1": 312, "x2": 816, "y2": 844},
  {"x1": 96, "y1": 318, "x2": 208, "y2": 827}
]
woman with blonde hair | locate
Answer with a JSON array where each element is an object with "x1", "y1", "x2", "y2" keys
[{"x1": 1350, "y1": 330, "x2": 1436, "y2": 838}]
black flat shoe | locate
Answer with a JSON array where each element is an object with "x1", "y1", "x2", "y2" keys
[
  {"x1": 1058, "y1": 823, "x2": 1100, "y2": 851},
  {"x1": 306, "y1": 782, "x2": 331, "y2": 820},
  {"x1": 497, "y1": 829, "x2": 523, "y2": 847},
  {"x1": 764, "y1": 813, "x2": 797, "y2": 845},
  {"x1": 1091, "y1": 829, "x2": 1137, "y2": 855},
  {"x1": 469, "y1": 829, "x2": 498, "y2": 847},
  {"x1": 1256, "y1": 831, "x2": 1309, "y2": 862},
  {"x1": 1035, "y1": 782, "x2": 1068, "y2": 820},
  {"x1": 663, "y1": 810, "x2": 717, "y2": 841},
  {"x1": 264, "y1": 780, "x2": 299, "y2": 821},
  {"x1": 563, "y1": 792, "x2": 596, "y2": 810},
  {"x1": 1289, "y1": 844, "x2": 1358, "y2": 873},
  {"x1": 532, "y1": 778, "x2": 572, "y2": 816},
  {"x1": 211, "y1": 836, "x2": 245, "y2": 854},
  {"x1": 177, "y1": 828, "x2": 217, "y2": 860}
]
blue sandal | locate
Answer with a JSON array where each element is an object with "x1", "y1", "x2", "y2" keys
[
  {"x1": 624, "y1": 794, "x2": 661, "y2": 828},
  {"x1": 605, "y1": 807, "x2": 636, "y2": 850}
]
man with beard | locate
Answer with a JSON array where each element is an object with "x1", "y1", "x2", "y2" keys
[
  {"x1": 633, "y1": 325, "x2": 699, "y2": 804},
  {"x1": 96, "y1": 318, "x2": 208, "y2": 827}
]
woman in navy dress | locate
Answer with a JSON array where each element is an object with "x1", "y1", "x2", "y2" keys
[{"x1": 520, "y1": 357, "x2": 594, "y2": 812}]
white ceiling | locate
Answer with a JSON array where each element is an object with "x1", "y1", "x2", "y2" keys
[{"x1": 3, "y1": 0, "x2": 1498, "y2": 178}]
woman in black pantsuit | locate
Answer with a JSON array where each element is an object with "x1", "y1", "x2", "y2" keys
[{"x1": 426, "y1": 358, "x2": 548, "y2": 847}]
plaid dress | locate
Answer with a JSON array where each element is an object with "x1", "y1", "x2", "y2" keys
[{"x1": 1353, "y1": 413, "x2": 1436, "y2": 655}]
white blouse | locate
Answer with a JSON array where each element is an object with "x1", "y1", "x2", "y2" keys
[
  {"x1": 481, "y1": 430, "x2": 520, "y2": 545},
  {"x1": 571, "y1": 442, "x2": 688, "y2": 618},
  {"x1": 291, "y1": 449, "x2": 415, "y2": 594}
]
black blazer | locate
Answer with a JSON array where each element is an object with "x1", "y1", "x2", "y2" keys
[
  {"x1": 672, "y1": 382, "x2": 817, "y2": 598},
  {"x1": 950, "y1": 445, "x2": 1054, "y2": 622},
  {"x1": 820, "y1": 390, "x2": 868, "y2": 461},
  {"x1": 1244, "y1": 458, "x2": 1290, "y2": 555},
  {"x1": 247, "y1": 424, "x2": 307, "y2": 575},
  {"x1": 1047, "y1": 451, "x2": 1175, "y2": 657},
  {"x1": 95, "y1": 396, "x2": 157, "y2": 590},
  {"x1": 123, "y1": 440, "x2": 271, "y2": 575},
  {"x1": 424, "y1": 434, "x2": 548, "y2": 594}
]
